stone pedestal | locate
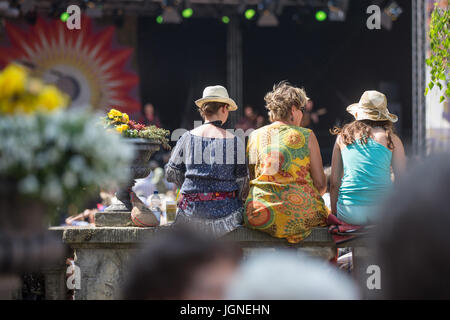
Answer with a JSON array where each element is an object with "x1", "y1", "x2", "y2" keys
[
  {"x1": 44, "y1": 226, "x2": 365, "y2": 300},
  {"x1": 99, "y1": 139, "x2": 161, "y2": 227}
]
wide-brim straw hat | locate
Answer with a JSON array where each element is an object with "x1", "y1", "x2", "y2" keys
[
  {"x1": 195, "y1": 85, "x2": 238, "y2": 111},
  {"x1": 347, "y1": 90, "x2": 398, "y2": 123}
]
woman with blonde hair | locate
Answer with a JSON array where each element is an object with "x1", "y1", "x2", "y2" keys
[
  {"x1": 330, "y1": 90, "x2": 406, "y2": 225},
  {"x1": 245, "y1": 81, "x2": 329, "y2": 244}
]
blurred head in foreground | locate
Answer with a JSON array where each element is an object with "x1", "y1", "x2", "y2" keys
[
  {"x1": 375, "y1": 154, "x2": 450, "y2": 299},
  {"x1": 122, "y1": 227, "x2": 242, "y2": 300},
  {"x1": 225, "y1": 251, "x2": 360, "y2": 300}
]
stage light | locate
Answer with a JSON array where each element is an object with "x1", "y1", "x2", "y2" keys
[
  {"x1": 60, "y1": 12, "x2": 69, "y2": 22},
  {"x1": 245, "y1": 9, "x2": 256, "y2": 20},
  {"x1": 156, "y1": 15, "x2": 163, "y2": 24},
  {"x1": 182, "y1": 8, "x2": 193, "y2": 18},
  {"x1": 315, "y1": 10, "x2": 327, "y2": 22},
  {"x1": 161, "y1": 6, "x2": 182, "y2": 24},
  {"x1": 222, "y1": 16, "x2": 230, "y2": 24},
  {"x1": 328, "y1": 0, "x2": 349, "y2": 22},
  {"x1": 257, "y1": 10, "x2": 279, "y2": 27}
]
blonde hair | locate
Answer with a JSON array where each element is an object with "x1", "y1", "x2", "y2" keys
[{"x1": 264, "y1": 81, "x2": 309, "y2": 122}]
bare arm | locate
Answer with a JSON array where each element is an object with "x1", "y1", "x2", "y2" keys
[
  {"x1": 308, "y1": 131, "x2": 327, "y2": 195},
  {"x1": 391, "y1": 134, "x2": 406, "y2": 179},
  {"x1": 330, "y1": 137, "x2": 344, "y2": 215}
]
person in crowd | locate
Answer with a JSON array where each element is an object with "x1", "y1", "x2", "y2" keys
[
  {"x1": 300, "y1": 99, "x2": 327, "y2": 129},
  {"x1": 225, "y1": 251, "x2": 359, "y2": 300},
  {"x1": 245, "y1": 81, "x2": 329, "y2": 244},
  {"x1": 236, "y1": 105, "x2": 258, "y2": 131},
  {"x1": 330, "y1": 90, "x2": 406, "y2": 226},
  {"x1": 374, "y1": 154, "x2": 450, "y2": 299},
  {"x1": 122, "y1": 227, "x2": 243, "y2": 300},
  {"x1": 165, "y1": 85, "x2": 248, "y2": 237},
  {"x1": 139, "y1": 102, "x2": 162, "y2": 127}
]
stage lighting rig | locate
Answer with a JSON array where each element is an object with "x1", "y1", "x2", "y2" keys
[
  {"x1": 257, "y1": 0, "x2": 279, "y2": 27},
  {"x1": 327, "y1": 0, "x2": 349, "y2": 22},
  {"x1": 161, "y1": 0, "x2": 182, "y2": 24},
  {"x1": 381, "y1": 0, "x2": 403, "y2": 30}
]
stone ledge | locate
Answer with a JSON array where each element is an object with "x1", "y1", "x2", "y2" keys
[{"x1": 49, "y1": 226, "x2": 369, "y2": 248}]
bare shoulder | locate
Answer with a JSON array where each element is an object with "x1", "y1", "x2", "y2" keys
[
  {"x1": 190, "y1": 125, "x2": 234, "y2": 139},
  {"x1": 391, "y1": 134, "x2": 404, "y2": 148}
]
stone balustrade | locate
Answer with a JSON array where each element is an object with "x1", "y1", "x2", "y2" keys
[{"x1": 44, "y1": 226, "x2": 377, "y2": 300}]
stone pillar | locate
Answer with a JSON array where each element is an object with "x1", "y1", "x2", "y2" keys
[
  {"x1": 226, "y1": 17, "x2": 244, "y2": 129},
  {"x1": 412, "y1": 0, "x2": 427, "y2": 156}
]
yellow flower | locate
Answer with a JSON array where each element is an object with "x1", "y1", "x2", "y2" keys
[
  {"x1": 122, "y1": 113, "x2": 129, "y2": 124},
  {"x1": 108, "y1": 108, "x2": 122, "y2": 119},
  {"x1": 36, "y1": 85, "x2": 69, "y2": 112},
  {"x1": 0, "y1": 64, "x2": 27, "y2": 100},
  {"x1": 116, "y1": 124, "x2": 129, "y2": 133}
]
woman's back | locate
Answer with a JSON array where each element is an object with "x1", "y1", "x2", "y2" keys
[
  {"x1": 339, "y1": 137, "x2": 392, "y2": 206},
  {"x1": 245, "y1": 123, "x2": 328, "y2": 243}
]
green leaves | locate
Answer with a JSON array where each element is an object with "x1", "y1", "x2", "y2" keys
[{"x1": 425, "y1": 3, "x2": 449, "y2": 103}]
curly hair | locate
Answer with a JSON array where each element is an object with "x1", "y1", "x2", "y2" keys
[
  {"x1": 198, "y1": 102, "x2": 228, "y2": 118},
  {"x1": 330, "y1": 120, "x2": 395, "y2": 150},
  {"x1": 264, "y1": 81, "x2": 309, "y2": 122}
]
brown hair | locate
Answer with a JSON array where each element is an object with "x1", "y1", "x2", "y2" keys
[
  {"x1": 331, "y1": 120, "x2": 395, "y2": 150},
  {"x1": 264, "y1": 81, "x2": 308, "y2": 122},
  {"x1": 198, "y1": 102, "x2": 228, "y2": 118}
]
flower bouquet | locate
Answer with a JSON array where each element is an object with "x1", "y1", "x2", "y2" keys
[
  {"x1": 104, "y1": 108, "x2": 170, "y2": 149},
  {"x1": 0, "y1": 63, "x2": 134, "y2": 284}
]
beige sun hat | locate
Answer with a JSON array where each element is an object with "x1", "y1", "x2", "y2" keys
[
  {"x1": 195, "y1": 85, "x2": 238, "y2": 111},
  {"x1": 347, "y1": 90, "x2": 398, "y2": 123}
]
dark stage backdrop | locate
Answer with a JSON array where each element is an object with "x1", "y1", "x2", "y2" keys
[
  {"x1": 137, "y1": 0, "x2": 412, "y2": 164},
  {"x1": 137, "y1": 18, "x2": 227, "y2": 133}
]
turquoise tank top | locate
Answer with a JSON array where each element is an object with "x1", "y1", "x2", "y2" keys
[{"x1": 338, "y1": 138, "x2": 393, "y2": 206}]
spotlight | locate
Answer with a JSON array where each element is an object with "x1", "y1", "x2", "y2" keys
[
  {"x1": 60, "y1": 12, "x2": 69, "y2": 22},
  {"x1": 328, "y1": 0, "x2": 349, "y2": 22},
  {"x1": 315, "y1": 10, "x2": 327, "y2": 22},
  {"x1": 384, "y1": 1, "x2": 403, "y2": 21},
  {"x1": 161, "y1": 7, "x2": 181, "y2": 24},
  {"x1": 257, "y1": 10, "x2": 279, "y2": 27},
  {"x1": 181, "y1": 8, "x2": 193, "y2": 18},
  {"x1": 381, "y1": 1, "x2": 403, "y2": 30},
  {"x1": 244, "y1": 8, "x2": 256, "y2": 20},
  {"x1": 257, "y1": 0, "x2": 279, "y2": 27}
]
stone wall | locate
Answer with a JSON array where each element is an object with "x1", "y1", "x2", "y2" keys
[{"x1": 44, "y1": 226, "x2": 372, "y2": 300}]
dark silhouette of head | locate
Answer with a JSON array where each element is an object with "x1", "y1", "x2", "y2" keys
[
  {"x1": 121, "y1": 227, "x2": 242, "y2": 300},
  {"x1": 374, "y1": 154, "x2": 450, "y2": 299}
]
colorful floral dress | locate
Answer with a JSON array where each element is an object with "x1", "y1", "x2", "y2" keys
[{"x1": 245, "y1": 123, "x2": 329, "y2": 243}]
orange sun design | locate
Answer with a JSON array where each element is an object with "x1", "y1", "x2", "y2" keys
[{"x1": 0, "y1": 15, "x2": 140, "y2": 114}]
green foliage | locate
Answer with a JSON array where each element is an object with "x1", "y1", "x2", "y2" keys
[
  {"x1": 425, "y1": 2, "x2": 450, "y2": 103},
  {"x1": 122, "y1": 126, "x2": 171, "y2": 150}
]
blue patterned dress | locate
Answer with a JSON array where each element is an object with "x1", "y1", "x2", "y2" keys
[{"x1": 165, "y1": 131, "x2": 248, "y2": 236}]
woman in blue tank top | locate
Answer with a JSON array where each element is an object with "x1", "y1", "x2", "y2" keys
[{"x1": 330, "y1": 91, "x2": 406, "y2": 225}]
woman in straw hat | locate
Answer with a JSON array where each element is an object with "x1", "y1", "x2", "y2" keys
[
  {"x1": 165, "y1": 86, "x2": 248, "y2": 236},
  {"x1": 330, "y1": 90, "x2": 406, "y2": 226},
  {"x1": 244, "y1": 81, "x2": 329, "y2": 244}
]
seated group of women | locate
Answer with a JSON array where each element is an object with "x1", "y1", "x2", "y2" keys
[{"x1": 166, "y1": 82, "x2": 406, "y2": 243}]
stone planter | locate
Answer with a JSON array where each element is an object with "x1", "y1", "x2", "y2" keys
[
  {"x1": 96, "y1": 139, "x2": 161, "y2": 227},
  {"x1": 0, "y1": 180, "x2": 65, "y2": 299}
]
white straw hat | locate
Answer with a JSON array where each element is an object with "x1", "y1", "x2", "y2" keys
[
  {"x1": 195, "y1": 85, "x2": 238, "y2": 111},
  {"x1": 347, "y1": 90, "x2": 398, "y2": 123}
]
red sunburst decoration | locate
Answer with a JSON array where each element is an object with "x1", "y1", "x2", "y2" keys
[{"x1": 0, "y1": 15, "x2": 141, "y2": 114}]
